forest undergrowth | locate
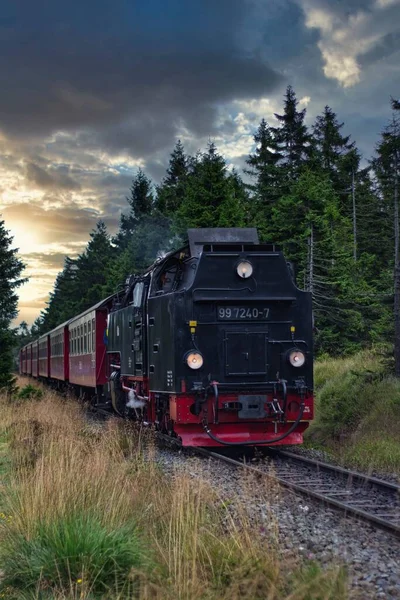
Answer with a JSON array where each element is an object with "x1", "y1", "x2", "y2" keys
[
  {"x1": 0, "y1": 382, "x2": 347, "y2": 599},
  {"x1": 307, "y1": 348, "x2": 400, "y2": 474}
]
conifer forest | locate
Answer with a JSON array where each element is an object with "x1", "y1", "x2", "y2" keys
[{"x1": 19, "y1": 87, "x2": 400, "y2": 366}]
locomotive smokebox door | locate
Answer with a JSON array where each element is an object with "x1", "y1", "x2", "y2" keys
[{"x1": 224, "y1": 331, "x2": 268, "y2": 376}]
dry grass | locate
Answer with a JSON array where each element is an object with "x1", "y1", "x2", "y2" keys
[{"x1": 0, "y1": 383, "x2": 348, "y2": 599}]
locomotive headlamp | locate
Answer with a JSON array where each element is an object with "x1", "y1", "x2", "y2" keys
[
  {"x1": 236, "y1": 260, "x2": 253, "y2": 279},
  {"x1": 186, "y1": 351, "x2": 204, "y2": 370},
  {"x1": 288, "y1": 349, "x2": 305, "y2": 368}
]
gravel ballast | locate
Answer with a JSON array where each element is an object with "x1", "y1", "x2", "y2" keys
[{"x1": 156, "y1": 445, "x2": 400, "y2": 600}]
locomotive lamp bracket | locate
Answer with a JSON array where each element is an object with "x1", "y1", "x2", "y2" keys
[{"x1": 268, "y1": 399, "x2": 284, "y2": 417}]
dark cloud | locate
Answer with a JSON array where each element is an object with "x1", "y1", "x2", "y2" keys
[
  {"x1": 359, "y1": 30, "x2": 400, "y2": 67},
  {"x1": 0, "y1": 0, "x2": 282, "y2": 158},
  {"x1": 25, "y1": 162, "x2": 81, "y2": 190}
]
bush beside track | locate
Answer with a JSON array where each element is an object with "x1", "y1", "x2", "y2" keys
[
  {"x1": 307, "y1": 349, "x2": 400, "y2": 474},
  {"x1": 0, "y1": 381, "x2": 348, "y2": 599}
]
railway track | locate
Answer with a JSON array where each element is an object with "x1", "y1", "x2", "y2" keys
[
  {"x1": 85, "y1": 404, "x2": 400, "y2": 537},
  {"x1": 194, "y1": 447, "x2": 400, "y2": 538}
]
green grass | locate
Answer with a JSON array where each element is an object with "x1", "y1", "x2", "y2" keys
[
  {"x1": 0, "y1": 513, "x2": 146, "y2": 597},
  {"x1": 16, "y1": 384, "x2": 44, "y2": 402},
  {"x1": 308, "y1": 349, "x2": 400, "y2": 474}
]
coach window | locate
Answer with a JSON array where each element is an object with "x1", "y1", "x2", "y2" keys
[
  {"x1": 88, "y1": 321, "x2": 91, "y2": 353},
  {"x1": 84, "y1": 323, "x2": 87, "y2": 353},
  {"x1": 73, "y1": 329, "x2": 76, "y2": 355},
  {"x1": 92, "y1": 318, "x2": 95, "y2": 350},
  {"x1": 80, "y1": 325, "x2": 83, "y2": 354}
]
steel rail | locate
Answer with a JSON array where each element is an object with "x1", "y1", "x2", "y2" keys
[
  {"x1": 193, "y1": 448, "x2": 400, "y2": 538},
  {"x1": 276, "y1": 450, "x2": 400, "y2": 491}
]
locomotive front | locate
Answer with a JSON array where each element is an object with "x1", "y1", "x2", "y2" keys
[{"x1": 147, "y1": 228, "x2": 313, "y2": 446}]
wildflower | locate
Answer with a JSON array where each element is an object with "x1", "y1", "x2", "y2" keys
[{"x1": 77, "y1": 578, "x2": 83, "y2": 584}]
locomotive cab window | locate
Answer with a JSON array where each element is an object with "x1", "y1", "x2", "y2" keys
[
  {"x1": 133, "y1": 282, "x2": 144, "y2": 307},
  {"x1": 153, "y1": 258, "x2": 183, "y2": 295}
]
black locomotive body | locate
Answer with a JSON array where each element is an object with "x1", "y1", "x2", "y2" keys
[{"x1": 106, "y1": 228, "x2": 314, "y2": 446}]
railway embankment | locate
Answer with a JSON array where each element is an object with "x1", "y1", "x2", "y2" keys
[
  {"x1": 0, "y1": 386, "x2": 347, "y2": 599},
  {"x1": 305, "y1": 349, "x2": 400, "y2": 477}
]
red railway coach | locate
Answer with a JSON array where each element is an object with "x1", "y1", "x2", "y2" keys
[
  {"x1": 32, "y1": 340, "x2": 38, "y2": 378},
  {"x1": 50, "y1": 321, "x2": 70, "y2": 382},
  {"x1": 68, "y1": 298, "x2": 112, "y2": 391},
  {"x1": 38, "y1": 335, "x2": 50, "y2": 379},
  {"x1": 26, "y1": 344, "x2": 32, "y2": 376},
  {"x1": 19, "y1": 346, "x2": 26, "y2": 375}
]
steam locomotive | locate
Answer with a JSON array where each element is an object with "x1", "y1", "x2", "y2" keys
[{"x1": 20, "y1": 228, "x2": 314, "y2": 446}]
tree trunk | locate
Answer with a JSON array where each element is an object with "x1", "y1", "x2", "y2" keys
[
  {"x1": 394, "y1": 149, "x2": 400, "y2": 376},
  {"x1": 352, "y1": 169, "x2": 357, "y2": 262},
  {"x1": 308, "y1": 224, "x2": 314, "y2": 295}
]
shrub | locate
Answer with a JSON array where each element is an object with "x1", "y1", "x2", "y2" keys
[
  {"x1": 17, "y1": 384, "x2": 43, "y2": 402},
  {"x1": 308, "y1": 349, "x2": 400, "y2": 473}
]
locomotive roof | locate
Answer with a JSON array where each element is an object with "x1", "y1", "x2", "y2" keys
[{"x1": 187, "y1": 228, "x2": 259, "y2": 257}]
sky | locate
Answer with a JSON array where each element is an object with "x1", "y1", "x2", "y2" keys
[{"x1": 1, "y1": 0, "x2": 399, "y2": 326}]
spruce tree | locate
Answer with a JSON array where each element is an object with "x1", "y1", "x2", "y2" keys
[
  {"x1": 115, "y1": 169, "x2": 154, "y2": 250},
  {"x1": 156, "y1": 140, "x2": 189, "y2": 215},
  {"x1": 373, "y1": 111, "x2": 400, "y2": 374},
  {"x1": 174, "y1": 143, "x2": 245, "y2": 235},
  {"x1": 0, "y1": 217, "x2": 26, "y2": 390},
  {"x1": 312, "y1": 106, "x2": 354, "y2": 182},
  {"x1": 39, "y1": 257, "x2": 79, "y2": 332},
  {"x1": 269, "y1": 170, "x2": 366, "y2": 352},
  {"x1": 73, "y1": 221, "x2": 115, "y2": 313},
  {"x1": 244, "y1": 119, "x2": 281, "y2": 238},
  {"x1": 271, "y1": 86, "x2": 311, "y2": 183}
]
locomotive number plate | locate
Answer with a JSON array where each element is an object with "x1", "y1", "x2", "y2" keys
[{"x1": 217, "y1": 306, "x2": 269, "y2": 320}]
